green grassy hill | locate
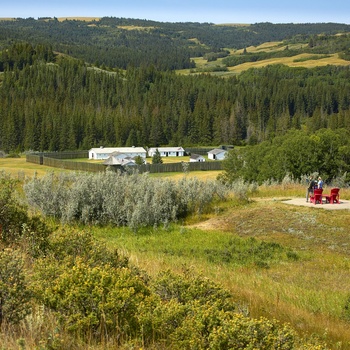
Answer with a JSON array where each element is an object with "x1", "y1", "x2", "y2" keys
[{"x1": 179, "y1": 36, "x2": 350, "y2": 76}]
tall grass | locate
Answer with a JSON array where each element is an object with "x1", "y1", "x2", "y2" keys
[{"x1": 93, "y1": 184, "x2": 350, "y2": 348}]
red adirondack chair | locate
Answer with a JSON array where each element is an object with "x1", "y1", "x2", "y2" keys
[
  {"x1": 310, "y1": 188, "x2": 323, "y2": 204},
  {"x1": 324, "y1": 188, "x2": 340, "y2": 204}
]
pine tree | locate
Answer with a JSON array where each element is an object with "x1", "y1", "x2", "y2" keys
[{"x1": 152, "y1": 149, "x2": 163, "y2": 164}]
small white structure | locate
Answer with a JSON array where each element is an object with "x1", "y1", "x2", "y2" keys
[
  {"x1": 189, "y1": 154, "x2": 205, "y2": 162},
  {"x1": 103, "y1": 153, "x2": 145, "y2": 166},
  {"x1": 148, "y1": 147, "x2": 185, "y2": 157},
  {"x1": 89, "y1": 147, "x2": 147, "y2": 160},
  {"x1": 208, "y1": 148, "x2": 227, "y2": 160}
]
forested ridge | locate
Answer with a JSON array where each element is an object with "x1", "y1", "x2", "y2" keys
[
  {"x1": 1, "y1": 17, "x2": 350, "y2": 70},
  {"x1": 1, "y1": 46, "x2": 350, "y2": 152},
  {"x1": 0, "y1": 18, "x2": 350, "y2": 153}
]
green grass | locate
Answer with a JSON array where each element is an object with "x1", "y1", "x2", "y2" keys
[
  {"x1": 0, "y1": 156, "x2": 69, "y2": 178},
  {"x1": 2, "y1": 159, "x2": 350, "y2": 346},
  {"x1": 92, "y1": 190, "x2": 350, "y2": 348},
  {"x1": 178, "y1": 39, "x2": 350, "y2": 77}
]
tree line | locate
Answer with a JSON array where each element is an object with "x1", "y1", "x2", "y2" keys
[
  {"x1": 220, "y1": 128, "x2": 350, "y2": 184},
  {"x1": 0, "y1": 43, "x2": 350, "y2": 152}
]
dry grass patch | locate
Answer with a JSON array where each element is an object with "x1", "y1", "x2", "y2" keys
[
  {"x1": 117, "y1": 25, "x2": 156, "y2": 31},
  {"x1": 0, "y1": 157, "x2": 66, "y2": 178},
  {"x1": 57, "y1": 17, "x2": 100, "y2": 22},
  {"x1": 227, "y1": 53, "x2": 350, "y2": 74}
]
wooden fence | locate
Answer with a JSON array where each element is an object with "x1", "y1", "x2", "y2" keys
[
  {"x1": 136, "y1": 161, "x2": 222, "y2": 174},
  {"x1": 26, "y1": 152, "x2": 223, "y2": 174},
  {"x1": 26, "y1": 152, "x2": 107, "y2": 173}
]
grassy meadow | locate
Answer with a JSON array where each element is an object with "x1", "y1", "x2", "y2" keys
[
  {"x1": 178, "y1": 40, "x2": 350, "y2": 77},
  {"x1": 93, "y1": 187, "x2": 350, "y2": 348},
  {"x1": 2, "y1": 156, "x2": 350, "y2": 348}
]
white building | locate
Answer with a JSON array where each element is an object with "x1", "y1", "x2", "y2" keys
[
  {"x1": 207, "y1": 148, "x2": 227, "y2": 160},
  {"x1": 89, "y1": 147, "x2": 147, "y2": 160},
  {"x1": 148, "y1": 147, "x2": 185, "y2": 157},
  {"x1": 189, "y1": 154, "x2": 206, "y2": 162}
]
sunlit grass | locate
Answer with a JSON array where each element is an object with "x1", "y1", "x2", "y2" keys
[
  {"x1": 2, "y1": 158, "x2": 350, "y2": 346},
  {"x1": 179, "y1": 42, "x2": 350, "y2": 77},
  {"x1": 0, "y1": 157, "x2": 69, "y2": 179},
  {"x1": 91, "y1": 186, "x2": 350, "y2": 348}
]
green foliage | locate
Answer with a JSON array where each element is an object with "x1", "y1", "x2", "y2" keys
[
  {"x1": 1, "y1": 50, "x2": 350, "y2": 152},
  {"x1": 152, "y1": 148, "x2": 163, "y2": 164},
  {"x1": 221, "y1": 128, "x2": 350, "y2": 184},
  {"x1": 34, "y1": 258, "x2": 150, "y2": 337},
  {"x1": 342, "y1": 294, "x2": 350, "y2": 322},
  {"x1": 151, "y1": 268, "x2": 235, "y2": 311},
  {"x1": 134, "y1": 155, "x2": 144, "y2": 165},
  {"x1": 0, "y1": 172, "x2": 27, "y2": 242},
  {"x1": 204, "y1": 237, "x2": 298, "y2": 268},
  {"x1": 24, "y1": 171, "x2": 229, "y2": 229},
  {"x1": 48, "y1": 228, "x2": 130, "y2": 269},
  {"x1": 0, "y1": 248, "x2": 32, "y2": 325},
  {"x1": 0, "y1": 42, "x2": 54, "y2": 71},
  {"x1": 0, "y1": 171, "x2": 51, "y2": 254},
  {"x1": 207, "y1": 314, "x2": 296, "y2": 350},
  {"x1": 0, "y1": 201, "x2": 329, "y2": 348}
]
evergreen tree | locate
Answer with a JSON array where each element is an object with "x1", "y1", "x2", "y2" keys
[{"x1": 152, "y1": 149, "x2": 163, "y2": 164}]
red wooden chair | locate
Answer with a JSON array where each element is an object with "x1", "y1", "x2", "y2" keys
[
  {"x1": 324, "y1": 188, "x2": 340, "y2": 204},
  {"x1": 310, "y1": 188, "x2": 323, "y2": 204}
]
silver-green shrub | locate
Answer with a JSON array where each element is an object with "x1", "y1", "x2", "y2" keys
[{"x1": 24, "y1": 172, "x2": 229, "y2": 230}]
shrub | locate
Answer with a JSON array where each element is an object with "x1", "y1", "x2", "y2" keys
[
  {"x1": 208, "y1": 314, "x2": 296, "y2": 350},
  {"x1": 0, "y1": 248, "x2": 32, "y2": 325},
  {"x1": 33, "y1": 257, "x2": 150, "y2": 339},
  {"x1": 24, "y1": 172, "x2": 230, "y2": 230},
  {"x1": 0, "y1": 172, "x2": 28, "y2": 243},
  {"x1": 0, "y1": 172, "x2": 51, "y2": 254},
  {"x1": 150, "y1": 268, "x2": 235, "y2": 312},
  {"x1": 342, "y1": 294, "x2": 350, "y2": 322},
  {"x1": 48, "y1": 228, "x2": 130, "y2": 269}
]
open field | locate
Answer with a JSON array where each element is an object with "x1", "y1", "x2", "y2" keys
[
  {"x1": 2, "y1": 157, "x2": 350, "y2": 347},
  {"x1": 178, "y1": 39, "x2": 350, "y2": 77},
  {"x1": 94, "y1": 187, "x2": 350, "y2": 348},
  {"x1": 0, "y1": 157, "x2": 70, "y2": 178}
]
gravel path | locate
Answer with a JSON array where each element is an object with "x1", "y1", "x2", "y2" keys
[{"x1": 282, "y1": 197, "x2": 350, "y2": 210}]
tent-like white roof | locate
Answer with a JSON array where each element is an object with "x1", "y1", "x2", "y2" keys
[
  {"x1": 149, "y1": 147, "x2": 184, "y2": 152},
  {"x1": 90, "y1": 147, "x2": 146, "y2": 154}
]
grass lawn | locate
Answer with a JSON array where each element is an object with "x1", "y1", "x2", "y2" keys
[{"x1": 0, "y1": 157, "x2": 68, "y2": 178}]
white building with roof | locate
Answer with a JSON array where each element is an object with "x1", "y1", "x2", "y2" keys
[
  {"x1": 207, "y1": 148, "x2": 227, "y2": 160},
  {"x1": 89, "y1": 147, "x2": 147, "y2": 160},
  {"x1": 148, "y1": 147, "x2": 185, "y2": 157},
  {"x1": 189, "y1": 154, "x2": 206, "y2": 162}
]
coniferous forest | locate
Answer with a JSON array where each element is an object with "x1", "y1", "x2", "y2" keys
[{"x1": 0, "y1": 18, "x2": 350, "y2": 154}]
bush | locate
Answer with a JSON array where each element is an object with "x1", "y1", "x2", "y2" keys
[
  {"x1": 33, "y1": 257, "x2": 150, "y2": 339},
  {"x1": 342, "y1": 295, "x2": 350, "y2": 322},
  {"x1": 24, "y1": 172, "x2": 230, "y2": 230},
  {"x1": 0, "y1": 172, "x2": 51, "y2": 258},
  {"x1": 151, "y1": 268, "x2": 235, "y2": 311},
  {"x1": 0, "y1": 172, "x2": 27, "y2": 243},
  {"x1": 0, "y1": 248, "x2": 32, "y2": 325}
]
